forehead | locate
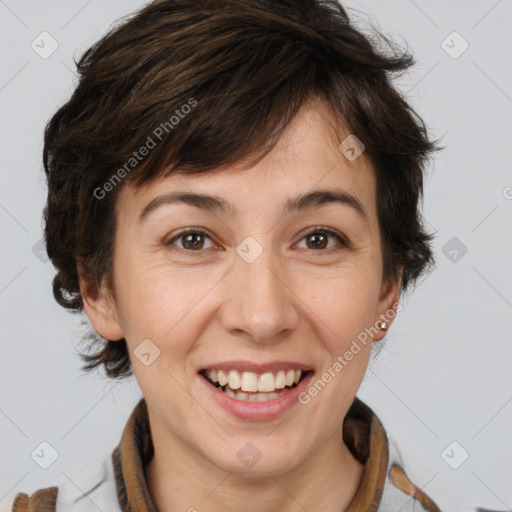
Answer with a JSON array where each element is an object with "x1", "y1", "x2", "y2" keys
[{"x1": 116, "y1": 99, "x2": 377, "y2": 224}]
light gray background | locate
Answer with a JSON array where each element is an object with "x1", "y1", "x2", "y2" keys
[{"x1": 1, "y1": 1, "x2": 511, "y2": 510}]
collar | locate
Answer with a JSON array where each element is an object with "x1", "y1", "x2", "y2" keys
[{"x1": 111, "y1": 396, "x2": 389, "y2": 512}]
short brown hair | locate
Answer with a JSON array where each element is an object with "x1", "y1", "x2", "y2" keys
[{"x1": 43, "y1": 0, "x2": 438, "y2": 380}]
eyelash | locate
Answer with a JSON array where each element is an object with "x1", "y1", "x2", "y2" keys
[{"x1": 164, "y1": 227, "x2": 351, "y2": 255}]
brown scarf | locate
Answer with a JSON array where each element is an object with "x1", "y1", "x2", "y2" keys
[{"x1": 12, "y1": 396, "x2": 440, "y2": 512}]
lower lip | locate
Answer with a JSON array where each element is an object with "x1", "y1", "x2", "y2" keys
[{"x1": 199, "y1": 372, "x2": 315, "y2": 422}]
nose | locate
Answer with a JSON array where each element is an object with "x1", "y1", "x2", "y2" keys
[{"x1": 220, "y1": 238, "x2": 299, "y2": 344}]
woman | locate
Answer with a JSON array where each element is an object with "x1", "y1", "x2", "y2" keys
[{"x1": 9, "y1": 0, "x2": 447, "y2": 510}]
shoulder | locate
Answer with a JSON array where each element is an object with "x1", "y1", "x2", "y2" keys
[
  {"x1": 2, "y1": 454, "x2": 119, "y2": 512},
  {"x1": 7, "y1": 487, "x2": 58, "y2": 512},
  {"x1": 345, "y1": 397, "x2": 445, "y2": 511},
  {"x1": 379, "y1": 436, "x2": 441, "y2": 511}
]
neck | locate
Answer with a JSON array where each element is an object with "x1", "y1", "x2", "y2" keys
[{"x1": 145, "y1": 425, "x2": 364, "y2": 512}]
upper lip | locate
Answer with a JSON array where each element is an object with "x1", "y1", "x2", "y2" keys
[{"x1": 199, "y1": 360, "x2": 314, "y2": 373}]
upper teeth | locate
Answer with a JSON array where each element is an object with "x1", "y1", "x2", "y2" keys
[{"x1": 204, "y1": 369, "x2": 303, "y2": 392}]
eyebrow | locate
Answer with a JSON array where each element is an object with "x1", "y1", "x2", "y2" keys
[{"x1": 139, "y1": 188, "x2": 369, "y2": 223}]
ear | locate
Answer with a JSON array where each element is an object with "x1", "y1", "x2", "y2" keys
[
  {"x1": 372, "y1": 266, "x2": 403, "y2": 342},
  {"x1": 77, "y1": 263, "x2": 124, "y2": 341}
]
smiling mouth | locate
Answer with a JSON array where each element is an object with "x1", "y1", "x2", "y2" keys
[{"x1": 200, "y1": 368, "x2": 312, "y2": 402}]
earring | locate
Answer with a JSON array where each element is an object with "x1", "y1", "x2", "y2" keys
[{"x1": 377, "y1": 320, "x2": 388, "y2": 330}]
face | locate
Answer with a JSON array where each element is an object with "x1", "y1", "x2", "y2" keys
[{"x1": 81, "y1": 98, "x2": 401, "y2": 476}]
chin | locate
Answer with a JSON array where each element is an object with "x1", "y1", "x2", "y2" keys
[{"x1": 204, "y1": 436, "x2": 307, "y2": 476}]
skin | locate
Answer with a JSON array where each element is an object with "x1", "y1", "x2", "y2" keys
[{"x1": 80, "y1": 97, "x2": 402, "y2": 512}]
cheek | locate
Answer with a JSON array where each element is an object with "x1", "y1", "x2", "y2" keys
[
  {"x1": 304, "y1": 270, "x2": 380, "y2": 347},
  {"x1": 115, "y1": 263, "x2": 209, "y2": 364},
  {"x1": 303, "y1": 276, "x2": 376, "y2": 410}
]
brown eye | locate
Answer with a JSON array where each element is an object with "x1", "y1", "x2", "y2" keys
[
  {"x1": 298, "y1": 228, "x2": 350, "y2": 251},
  {"x1": 305, "y1": 232, "x2": 328, "y2": 249},
  {"x1": 165, "y1": 229, "x2": 215, "y2": 252},
  {"x1": 181, "y1": 232, "x2": 205, "y2": 250}
]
